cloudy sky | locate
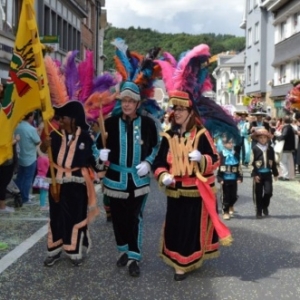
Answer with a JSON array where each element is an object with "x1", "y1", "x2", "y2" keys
[{"x1": 105, "y1": 0, "x2": 245, "y2": 37}]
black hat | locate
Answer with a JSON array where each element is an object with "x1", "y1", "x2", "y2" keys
[{"x1": 54, "y1": 101, "x2": 90, "y2": 130}]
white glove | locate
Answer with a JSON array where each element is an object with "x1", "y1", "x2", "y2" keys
[
  {"x1": 99, "y1": 149, "x2": 111, "y2": 162},
  {"x1": 136, "y1": 161, "x2": 150, "y2": 177},
  {"x1": 162, "y1": 173, "x2": 174, "y2": 186},
  {"x1": 188, "y1": 150, "x2": 202, "y2": 162}
]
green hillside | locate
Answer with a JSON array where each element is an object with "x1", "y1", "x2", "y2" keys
[{"x1": 103, "y1": 26, "x2": 245, "y2": 71}]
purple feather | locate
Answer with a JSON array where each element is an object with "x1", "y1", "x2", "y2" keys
[
  {"x1": 92, "y1": 73, "x2": 117, "y2": 93},
  {"x1": 64, "y1": 50, "x2": 80, "y2": 100},
  {"x1": 163, "y1": 52, "x2": 177, "y2": 68}
]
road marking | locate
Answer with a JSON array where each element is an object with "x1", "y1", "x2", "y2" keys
[
  {"x1": 0, "y1": 225, "x2": 47, "y2": 274},
  {"x1": 0, "y1": 184, "x2": 101, "y2": 274}
]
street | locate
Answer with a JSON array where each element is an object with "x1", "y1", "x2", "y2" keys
[{"x1": 0, "y1": 167, "x2": 300, "y2": 300}]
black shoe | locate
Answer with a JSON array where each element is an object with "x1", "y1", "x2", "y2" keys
[
  {"x1": 116, "y1": 253, "x2": 128, "y2": 267},
  {"x1": 263, "y1": 208, "x2": 269, "y2": 216},
  {"x1": 44, "y1": 253, "x2": 61, "y2": 267},
  {"x1": 71, "y1": 258, "x2": 83, "y2": 267},
  {"x1": 128, "y1": 260, "x2": 140, "y2": 277},
  {"x1": 256, "y1": 214, "x2": 263, "y2": 219},
  {"x1": 106, "y1": 215, "x2": 112, "y2": 222},
  {"x1": 174, "y1": 273, "x2": 187, "y2": 281}
]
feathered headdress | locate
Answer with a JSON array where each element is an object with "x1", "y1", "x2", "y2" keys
[
  {"x1": 155, "y1": 44, "x2": 240, "y2": 142},
  {"x1": 111, "y1": 38, "x2": 163, "y2": 121},
  {"x1": 44, "y1": 51, "x2": 118, "y2": 122}
]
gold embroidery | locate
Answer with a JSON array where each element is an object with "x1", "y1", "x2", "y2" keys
[{"x1": 255, "y1": 160, "x2": 262, "y2": 168}]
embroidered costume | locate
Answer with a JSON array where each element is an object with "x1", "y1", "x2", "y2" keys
[
  {"x1": 96, "y1": 39, "x2": 162, "y2": 277},
  {"x1": 45, "y1": 102, "x2": 98, "y2": 262},
  {"x1": 251, "y1": 128, "x2": 279, "y2": 218},
  {"x1": 154, "y1": 44, "x2": 239, "y2": 280},
  {"x1": 217, "y1": 145, "x2": 243, "y2": 219},
  {"x1": 236, "y1": 111, "x2": 250, "y2": 166}
]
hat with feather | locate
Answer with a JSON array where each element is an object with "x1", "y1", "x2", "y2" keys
[
  {"x1": 155, "y1": 44, "x2": 240, "y2": 142},
  {"x1": 44, "y1": 50, "x2": 118, "y2": 126},
  {"x1": 110, "y1": 38, "x2": 163, "y2": 122}
]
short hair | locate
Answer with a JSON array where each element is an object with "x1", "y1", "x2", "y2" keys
[{"x1": 284, "y1": 116, "x2": 291, "y2": 124}]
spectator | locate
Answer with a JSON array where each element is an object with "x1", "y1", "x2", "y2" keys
[
  {"x1": 276, "y1": 116, "x2": 295, "y2": 180},
  {"x1": 14, "y1": 112, "x2": 40, "y2": 204}
]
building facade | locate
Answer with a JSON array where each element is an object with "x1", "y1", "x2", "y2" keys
[
  {"x1": 0, "y1": 0, "x2": 107, "y2": 82},
  {"x1": 262, "y1": 0, "x2": 300, "y2": 116}
]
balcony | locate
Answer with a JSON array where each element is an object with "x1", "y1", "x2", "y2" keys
[{"x1": 272, "y1": 31, "x2": 300, "y2": 66}]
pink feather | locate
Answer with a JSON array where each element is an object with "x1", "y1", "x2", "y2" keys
[
  {"x1": 163, "y1": 52, "x2": 177, "y2": 68},
  {"x1": 173, "y1": 44, "x2": 210, "y2": 90},
  {"x1": 154, "y1": 60, "x2": 175, "y2": 92},
  {"x1": 44, "y1": 56, "x2": 69, "y2": 105},
  {"x1": 78, "y1": 50, "x2": 94, "y2": 103}
]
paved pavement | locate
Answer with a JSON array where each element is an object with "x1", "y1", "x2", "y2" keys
[{"x1": 0, "y1": 169, "x2": 300, "y2": 300}]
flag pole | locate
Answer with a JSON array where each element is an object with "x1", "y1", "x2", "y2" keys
[{"x1": 26, "y1": 1, "x2": 59, "y2": 201}]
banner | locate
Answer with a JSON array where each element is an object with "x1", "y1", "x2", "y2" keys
[{"x1": 0, "y1": 0, "x2": 54, "y2": 164}]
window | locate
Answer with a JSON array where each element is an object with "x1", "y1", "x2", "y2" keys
[
  {"x1": 280, "y1": 21, "x2": 287, "y2": 41},
  {"x1": 254, "y1": 22, "x2": 259, "y2": 43},
  {"x1": 248, "y1": 0, "x2": 254, "y2": 11},
  {"x1": 293, "y1": 13, "x2": 300, "y2": 33},
  {"x1": 293, "y1": 60, "x2": 300, "y2": 79},
  {"x1": 254, "y1": 63, "x2": 259, "y2": 83},
  {"x1": 279, "y1": 64, "x2": 286, "y2": 84},
  {"x1": 247, "y1": 65, "x2": 252, "y2": 85},
  {"x1": 247, "y1": 28, "x2": 252, "y2": 47},
  {"x1": 0, "y1": 0, "x2": 16, "y2": 33}
]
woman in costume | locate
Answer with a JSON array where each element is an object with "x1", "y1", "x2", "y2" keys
[
  {"x1": 41, "y1": 101, "x2": 99, "y2": 267},
  {"x1": 153, "y1": 44, "x2": 239, "y2": 281},
  {"x1": 41, "y1": 50, "x2": 116, "y2": 267}
]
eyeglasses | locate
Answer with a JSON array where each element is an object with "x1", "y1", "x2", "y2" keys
[
  {"x1": 121, "y1": 99, "x2": 137, "y2": 104},
  {"x1": 173, "y1": 107, "x2": 188, "y2": 113}
]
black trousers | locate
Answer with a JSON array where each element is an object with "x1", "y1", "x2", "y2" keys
[
  {"x1": 222, "y1": 180, "x2": 238, "y2": 213},
  {"x1": 253, "y1": 172, "x2": 273, "y2": 214},
  {"x1": 109, "y1": 191, "x2": 148, "y2": 262}
]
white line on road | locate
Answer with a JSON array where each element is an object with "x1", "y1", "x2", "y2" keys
[
  {"x1": 0, "y1": 225, "x2": 47, "y2": 274},
  {"x1": 0, "y1": 184, "x2": 101, "y2": 275}
]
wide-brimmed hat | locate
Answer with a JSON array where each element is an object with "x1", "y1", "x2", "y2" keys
[
  {"x1": 119, "y1": 81, "x2": 141, "y2": 101},
  {"x1": 235, "y1": 111, "x2": 248, "y2": 116},
  {"x1": 54, "y1": 101, "x2": 90, "y2": 130},
  {"x1": 250, "y1": 128, "x2": 272, "y2": 140},
  {"x1": 250, "y1": 111, "x2": 267, "y2": 117}
]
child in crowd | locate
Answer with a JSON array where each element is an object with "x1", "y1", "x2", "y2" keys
[
  {"x1": 217, "y1": 136, "x2": 243, "y2": 220},
  {"x1": 33, "y1": 154, "x2": 50, "y2": 211},
  {"x1": 251, "y1": 128, "x2": 279, "y2": 218}
]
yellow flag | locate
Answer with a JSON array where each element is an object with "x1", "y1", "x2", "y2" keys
[{"x1": 0, "y1": 0, "x2": 54, "y2": 164}]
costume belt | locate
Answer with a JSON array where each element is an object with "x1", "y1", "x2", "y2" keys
[
  {"x1": 258, "y1": 168, "x2": 271, "y2": 173},
  {"x1": 53, "y1": 164, "x2": 100, "y2": 223},
  {"x1": 195, "y1": 178, "x2": 233, "y2": 246},
  {"x1": 109, "y1": 163, "x2": 136, "y2": 173}
]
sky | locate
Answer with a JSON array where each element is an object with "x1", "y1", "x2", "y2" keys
[{"x1": 105, "y1": 0, "x2": 245, "y2": 37}]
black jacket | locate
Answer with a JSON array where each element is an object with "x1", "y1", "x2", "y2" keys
[{"x1": 276, "y1": 124, "x2": 295, "y2": 151}]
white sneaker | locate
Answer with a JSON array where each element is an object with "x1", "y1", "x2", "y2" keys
[
  {"x1": 29, "y1": 194, "x2": 35, "y2": 200},
  {"x1": 23, "y1": 200, "x2": 35, "y2": 205},
  {"x1": 0, "y1": 206, "x2": 15, "y2": 213}
]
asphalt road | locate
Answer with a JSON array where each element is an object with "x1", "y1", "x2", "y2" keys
[{"x1": 0, "y1": 167, "x2": 300, "y2": 300}]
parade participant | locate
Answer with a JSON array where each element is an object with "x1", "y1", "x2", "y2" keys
[
  {"x1": 217, "y1": 136, "x2": 243, "y2": 220},
  {"x1": 96, "y1": 39, "x2": 161, "y2": 277},
  {"x1": 236, "y1": 111, "x2": 250, "y2": 166},
  {"x1": 97, "y1": 81, "x2": 160, "y2": 277},
  {"x1": 251, "y1": 128, "x2": 279, "y2": 218},
  {"x1": 154, "y1": 44, "x2": 238, "y2": 281},
  {"x1": 41, "y1": 101, "x2": 99, "y2": 267}
]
